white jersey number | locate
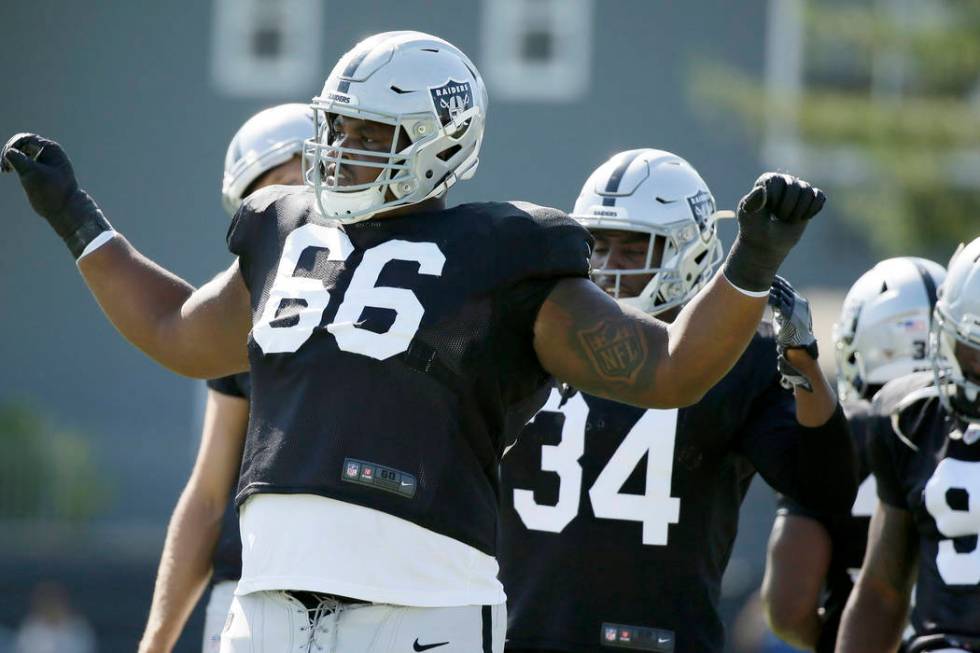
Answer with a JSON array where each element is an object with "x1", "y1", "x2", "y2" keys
[
  {"x1": 851, "y1": 475, "x2": 878, "y2": 518},
  {"x1": 253, "y1": 225, "x2": 445, "y2": 360},
  {"x1": 924, "y1": 458, "x2": 980, "y2": 585},
  {"x1": 512, "y1": 388, "x2": 681, "y2": 545}
]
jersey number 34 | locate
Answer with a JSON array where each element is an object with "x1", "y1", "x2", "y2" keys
[
  {"x1": 512, "y1": 389, "x2": 681, "y2": 546},
  {"x1": 252, "y1": 224, "x2": 445, "y2": 360}
]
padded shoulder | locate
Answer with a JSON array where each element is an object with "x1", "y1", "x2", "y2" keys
[
  {"x1": 872, "y1": 372, "x2": 940, "y2": 451},
  {"x1": 243, "y1": 184, "x2": 305, "y2": 212},
  {"x1": 458, "y1": 201, "x2": 594, "y2": 284},
  {"x1": 207, "y1": 373, "x2": 250, "y2": 399},
  {"x1": 227, "y1": 185, "x2": 310, "y2": 256}
]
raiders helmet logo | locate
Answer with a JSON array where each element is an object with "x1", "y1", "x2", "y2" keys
[
  {"x1": 686, "y1": 190, "x2": 716, "y2": 240},
  {"x1": 428, "y1": 79, "x2": 473, "y2": 128}
]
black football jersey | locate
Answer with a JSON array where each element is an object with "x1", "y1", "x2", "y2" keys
[
  {"x1": 776, "y1": 398, "x2": 876, "y2": 653},
  {"x1": 227, "y1": 186, "x2": 593, "y2": 555},
  {"x1": 498, "y1": 328, "x2": 849, "y2": 653},
  {"x1": 870, "y1": 372, "x2": 980, "y2": 638},
  {"x1": 204, "y1": 373, "x2": 251, "y2": 584}
]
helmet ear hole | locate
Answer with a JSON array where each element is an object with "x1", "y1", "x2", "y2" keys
[{"x1": 437, "y1": 144, "x2": 462, "y2": 162}]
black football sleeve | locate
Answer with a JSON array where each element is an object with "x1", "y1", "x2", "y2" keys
[
  {"x1": 740, "y1": 381, "x2": 857, "y2": 515},
  {"x1": 207, "y1": 374, "x2": 248, "y2": 399},
  {"x1": 866, "y1": 413, "x2": 911, "y2": 509},
  {"x1": 495, "y1": 202, "x2": 595, "y2": 361}
]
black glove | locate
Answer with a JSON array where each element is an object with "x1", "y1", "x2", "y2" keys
[
  {"x1": 2, "y1": 133, "x2": 112, "y2": 259},
  {"x1": 724, "y1": 173, "x2": 825, "y2": 293},
  {"x1": 768, "y1": 275, "x2": 819, "y2": 391}
]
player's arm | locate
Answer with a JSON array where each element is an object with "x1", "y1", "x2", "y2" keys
[
  {"x1": 139, "y1": 388, "x2": 248, "y2": 653},
  {"x1": 535, "y1": 173, "x2": 825, "y2": 408},
  {"x1": 760, "y1": 512, "x2": 833, "y2": 651},
  {"x1": 836, "y1": 501, "x2": 917, "y2": 653},
  {"x1": 767, "y1": 276, "x2": 840, "y2": 427},
  {"x1": 3, "y1": 134, "x2": 250, "y2": 378}
]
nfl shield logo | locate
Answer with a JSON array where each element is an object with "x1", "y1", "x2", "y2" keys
[
  {"x1": 429, "y1": 79, "x2": 473, "y2": 128},
  {"x1": 578, "y1": 322, "x2": 648, "y2": 382},
  {"x1": 604, "y1": 626, "x2": 618, "y2": 642},
  {"x1": 345, "y1": 462, "x2": 360, "y2": 479}
]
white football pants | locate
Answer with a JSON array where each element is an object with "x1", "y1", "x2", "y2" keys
[
  {"x1": 219, "y1": 591, "x2": 505, "y2": 653},
  {"x1": 202, "y1": 580, "x2": 237, "y2": 653}
]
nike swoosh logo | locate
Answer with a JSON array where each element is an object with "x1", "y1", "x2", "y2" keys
[
  {"x1": 413, "y1": 639, "x2": 449, "y2": 651},
  {"x1": 658, "y1": 637, "x2": 671, "y2": 644}
]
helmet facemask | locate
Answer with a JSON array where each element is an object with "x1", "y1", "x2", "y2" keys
[
  {"x1": 931, "y1": 307, "x2": 980, "y2": 425},
  {"x1": 833, "y1": 329, "x2": 867, "y2": 402},
  {"x1": 590, "y1": 218, "x2": 723, "y2": 316},
  {"x1": 305, "y1": 94, "x2": 482, "y2": 224}
]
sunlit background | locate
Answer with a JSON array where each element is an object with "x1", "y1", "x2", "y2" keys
[{"x1": 0, "y1": 1, "x2": 975, "y2": 651}]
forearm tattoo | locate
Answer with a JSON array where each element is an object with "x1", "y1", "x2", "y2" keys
[{"x1": 576, "y1": 319, "x2": 648, "y2": 384}]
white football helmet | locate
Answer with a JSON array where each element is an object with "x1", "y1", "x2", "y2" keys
[
  {"x1": 570, "y1": 149, "x2": 726, "y2": 315},
  {"x1": 221, "y1": 103, "x2": 314, "y2": 216},
  {"x1": 832, "y1": 257, "x2": 946, "y2": 402},
  {"x1": 305, "y1": 31, "x2": 488, "y2": 223},
  {"x1": 931, "y1": 237, "x2": 980, "y2": 424}
]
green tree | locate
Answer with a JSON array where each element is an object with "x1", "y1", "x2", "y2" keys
[
  {"x1": 0, "y1": 403, "x2": 109, "y2": 521},
  {"x1": 693, "y1": 0, "x2": 980, "y2": 257}
]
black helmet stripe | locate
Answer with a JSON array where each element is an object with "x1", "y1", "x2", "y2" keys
[
  {"x1": 601, "y1": 150, "x2": 644, "y2": 207},
  {"x1": 912, "y1": 260, "x2": 939, "y2": 311}
]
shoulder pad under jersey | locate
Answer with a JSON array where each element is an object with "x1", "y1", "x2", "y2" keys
[{"x1": 872, "y1": 372, "x2": 941, "y2": 451}]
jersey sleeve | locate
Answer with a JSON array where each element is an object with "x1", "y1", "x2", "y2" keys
[
  {"x1": 494, "y1": 202, "x2": 594, "y2": 332},
  {"x1": 737, "y1": 344, "x2": 857, "y2": 515},
  {"x1": 777, "y1": 492, "x2": 827, "y2": 523},
  {"x1": 500, "y1": 202, "x2": 594, "y2": 281},
  {"x1": 867, "y1": 420, "x2": 908, "y2": 509},
  {"x1": 866, "y1": 397, "x2": 913, "y2": 509},
  {"x1": 867, "y1": 373, "x2": 935, "y2": 509},
  {"x1": 226, "y1": 185, "x2": 293, "y2": 290},
  {"x1": 207, "y1": 374, "x2": 249, "y2": 399}
]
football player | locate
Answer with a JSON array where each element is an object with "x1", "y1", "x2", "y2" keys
[
  {"x1": 837, "y1": 236, "x2": 980, "y2": 653},
  {"x1": 497, "y1": 149, "x2": 855, "y2": 653},
  {"x1": 760, "y1": 256, "x2": 945, "y2": 652},
  {"x1": 137, "y1": 104, "x2": 311, "y2": 653},
  {"x1": 3, "y1": 32, "x2": 826, "y2": 653}
]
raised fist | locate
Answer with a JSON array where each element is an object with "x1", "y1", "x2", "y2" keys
[
  {"x1": 2, "y1": 133, "x2": 81, "y2": 222},
  {"x1": 724, "y1": 173, "x2": 826, "y2": 293},
  {"x1": 3, "y1": 132, "x2": 110, "y2": 258}
]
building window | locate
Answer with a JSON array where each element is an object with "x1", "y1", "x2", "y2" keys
[
  {"x1": 481, "y1": 0, "x2": 593, "y2": 102},
  {"x1": 211, "y1": 0, "x2": 322, "y2": 98}
]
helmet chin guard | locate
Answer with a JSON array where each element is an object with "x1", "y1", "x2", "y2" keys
[{"x1": 304, "y1": 31, "x2": 488, "y2": 224}]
